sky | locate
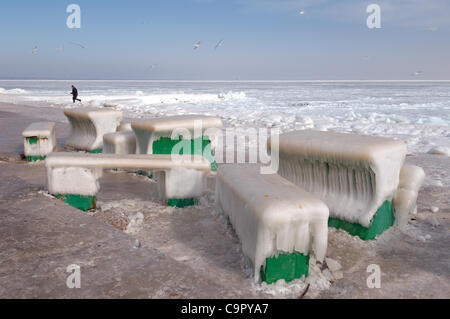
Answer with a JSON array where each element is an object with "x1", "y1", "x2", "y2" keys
[{"x1": 0, "y1": 0, "x2": 449, "y2": 80}]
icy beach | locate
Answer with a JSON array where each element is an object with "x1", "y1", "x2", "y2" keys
[
  {"x1": 0, "y1": 80, "x2": 449, "y2": 298},
  {"x1": 1, "y1": 80, "x2": 449, "y2": 157}
]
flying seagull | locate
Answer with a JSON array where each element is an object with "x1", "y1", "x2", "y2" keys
[
  {"x1": 411, "y1": 71, "x2": 423, "y2": 77},
  {"x1": 193, "y1": 41, "x2": 201, "y2": 50},
  {"x1": 147, "y1": 64, "x2": 158, "y2": 70},
  {"x1": 69, "y1": 42, "x2": 85, "y2": 49},
  {"x1": 299, "y1": 9, "x2": 306, "y2": 15},
  {"x1": 31, "y1": 46, "x2": 38, "y2": 55},
  {"x1": 214, "y1": 39, "x2": 224, "y2": 50}
]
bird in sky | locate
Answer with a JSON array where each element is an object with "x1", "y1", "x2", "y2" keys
[
  {"x1": 214, "y1": 39, "x2": 224, "y2": 50},
  {"x1": 193, "y1": 41, "x2": 201, "y2": 50},
  {"x1": 299, "y1": 9, "x2": 306, "y2": 15},
  {"x1": 427, "y1": 26, "x2": 438, "y2": 31},
  {"x1": 69, "y1": 42, "x2": 85, "y2": 49},
  {"x1": 56, "y1": 46, "x2": 63, "y2": 52},
  {"x1": 31, "y1": 46, "x2": 38, "y2": 54},
  {"x1": 147, "y1": 64, "x2": 158, "y2": 70},
  {"x1": 411, "y1": 71, "x2": 423, "y2": 77}
]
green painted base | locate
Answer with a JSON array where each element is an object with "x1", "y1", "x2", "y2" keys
[
  {"x1": 167, "y1": 198, "x2": 195, "y2": 208},
  {"x1": 90, "y1": 148, "x2": 103, "y2": 154},
  {"x1": 27, "y1": 155, "x2": 46, "y2": 162},
  {"x1": 56, "y1": 194, "x2": 96, "y2": 211},
  {"x1": 28, "y1": 137, "x2": 38, "y2": 145},
  {"x1": 260, "y1": 252, "x2": 309, "y2": 284},
  {"x1": 328, "y1": 201, "x2": 395, "y2": 240},
  {"x1": 152, "y1": 137, "x2": 217, "y2": 172}
]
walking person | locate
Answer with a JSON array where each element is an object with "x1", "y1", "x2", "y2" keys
[{"x1": 71, "y1": 85, "x2": 82, "y2": 103}]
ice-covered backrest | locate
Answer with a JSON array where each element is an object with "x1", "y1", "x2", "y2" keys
[
  {"x1": 216, "y1": 164, "x2": 329, "y2": 283},
  {"x1": 270, "y1": 130, "x2": 407, "y2": 227}
]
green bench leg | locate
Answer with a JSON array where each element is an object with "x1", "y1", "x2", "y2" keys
[
  {"x1": 56, "y1": 194, "x2": 96, "y2": 211},
  {"x1": 90, "y1": 148, "x2": 103, "y2": 154},
  {"x1": 167, "y1": 198, "x2": 195, "y2": 208},
  {"x1": 328, "y1": 201, "x2": 395, "y2": 240},
  {"x1": 27, "y1": 156, "x2": 46, "y2": 162},
  {"x1": 260, "y1": 252, "x2": 310, "y2": 284}
]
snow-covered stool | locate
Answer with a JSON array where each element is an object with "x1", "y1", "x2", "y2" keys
[
  {"x1": 45, "y1": 152, "x2": 211, "y2": 210},
  {"x1": 22, "y1": 122, "x2": 56, "y2": 162},
  {"x1": 132, "y1": 115, "x2": 223, "y2": 171},
  {"x1": 393, "y1": 165, "x2": 425, "y2": 230},
  {"x1": 64, "y1": 108, "x2": 123, "y2": 153},
  {"x1": 117, "y1": 122, "x2": 132, "y2": 132},
  {"x1": 271, "y1": 130, "x2": 407, "y2": 240},
  {"x1": 216, "y1": 164, "x2": 329, "y2": 284},
  {"x1": 103, "y1": 131, "x2": 137, "y2": 155}
]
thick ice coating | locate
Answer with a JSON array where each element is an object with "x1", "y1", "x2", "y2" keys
[
  {"x1": 215, "y1": 164, "x2": 329, "y2": 283},
  {"x1": 132, "y1": 115, "x2": 223, "y2": 154},
  {"x1": 103, "y1": 131, "x2": 137, "y2": 155},
  {"x1": 46, "y1": 152, "x2": 211, "y2": 198},
  {"x1": 393, "y1": 165, "x2": 425, "y2": 229},
  {"x1": 64, "y1": 108, "x2": 123, "y2": 151},
  {"x1": 270, "y1": 130, "x2": 407, "y2": 227},
  {"x1": 22, "y1": 122, "x2": 56, "y2": 157}
]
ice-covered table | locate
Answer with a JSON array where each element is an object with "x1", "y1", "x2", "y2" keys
[
  {"x1": 64, "y1": 108, "x2": 123, "y2": 153},
  {"x1": 131, "y1": 115, "x2": 223, "y2": 170},
  {"x1": 270, "y1": 130, "x2": 408, "y2": 240}
]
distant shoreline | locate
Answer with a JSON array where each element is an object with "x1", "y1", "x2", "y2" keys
[{"x1": 2, "y1": 79, "x2": 450, "y2": 83}]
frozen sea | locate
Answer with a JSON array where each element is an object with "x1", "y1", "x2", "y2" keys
[{"x1": 1, "y1": 80, "x2": 449, "y2": 154}]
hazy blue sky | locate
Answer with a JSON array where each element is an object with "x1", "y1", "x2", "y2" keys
[{"x1": 0, "y1": 0, "x2": 449, "y2": 80}]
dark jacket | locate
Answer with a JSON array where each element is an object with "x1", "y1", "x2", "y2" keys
[{"x1": 71, "y1": 87, "x2": 78, "y2": 97}]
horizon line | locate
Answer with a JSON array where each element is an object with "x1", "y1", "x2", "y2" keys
[{"x1": 1, "y1": 79, "x2": 450, "y2": 82}]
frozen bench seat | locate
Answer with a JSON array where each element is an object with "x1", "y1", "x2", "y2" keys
[
  {"x1": 103, "y1": 131, "x2": 137, "y2": 155},
  {"x1": 64, "y1": 108, "x2": 123, "y2": 153},
  {"x1": 216, "y1": 164, "x2": 329, "y2": 284},
  {"x1": 45, "y1": 152, "x2": 211, "y2": 210},
  {"x1": 132, "y1": 115, "x2": 223, "y2": 171},
  {"x1": 270, "y1": 130, "x2": 407, "y2": 240},
  {"x1": 22, "y1": 122, "x2": 56, "y2": 162},
  {"x1": 393, "y1": 165, "x2": 425, "y2": 230}
]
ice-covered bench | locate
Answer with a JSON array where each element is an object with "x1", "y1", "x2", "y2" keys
[
  {"x1": 393, "y1": 165, "x2": 425, "y2": 230},
  {"x1": 216, "y1": 164, "x2": 329, "y2": 284},
  {"x1": 270, "y1": 130, "x2": 407, "y2": 240},
  {"x1": 45, "y1": 152, "x2": 211, "y2": 210},
  {"x1": 22, "y1": 122, "x2": 56, "y2": 162},
  {"x1": 103, "y1": 131, "x2": 137, "y2": 155},
  {"x1": 131, "y1": 115, "x2": 223, "y2": 171},
  {"x1": 64, "y1": 108, "x2": 123, "y2": 153}
]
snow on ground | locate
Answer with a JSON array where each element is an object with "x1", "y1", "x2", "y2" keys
[{"x1": 1, "y1": 80, "x2": 449, "y2": 157}]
